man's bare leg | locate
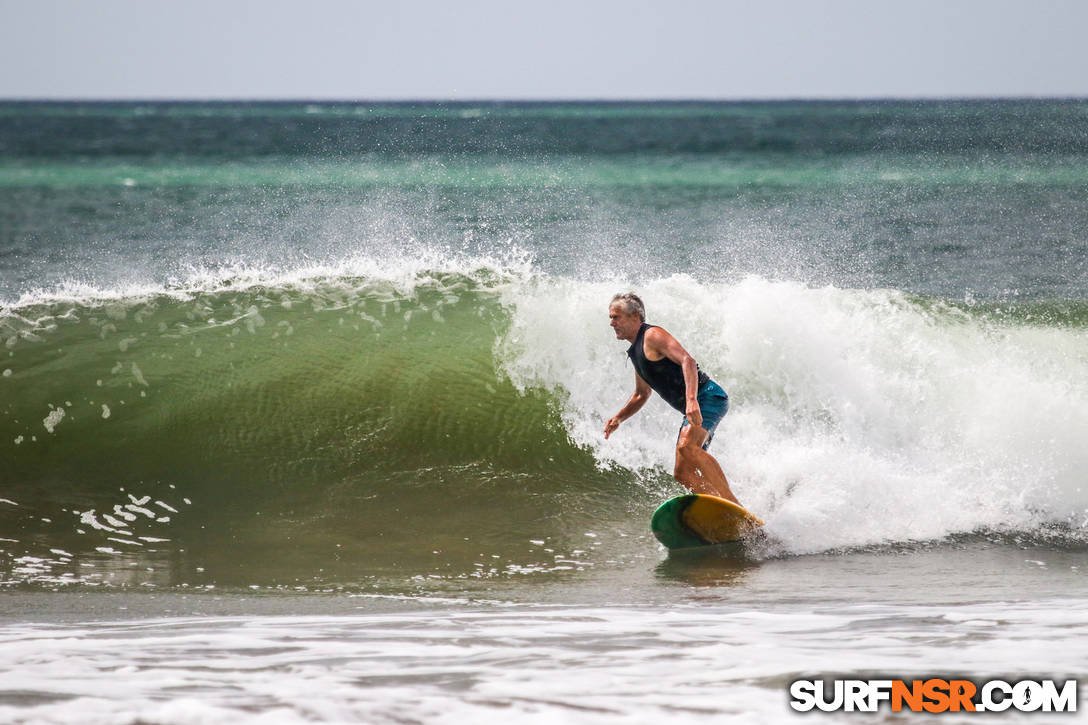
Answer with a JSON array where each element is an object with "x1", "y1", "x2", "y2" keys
[{"x1": 673, "y1": 426, "x2": 740, "y2": 506}]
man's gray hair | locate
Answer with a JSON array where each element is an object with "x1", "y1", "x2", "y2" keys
[{"x1": 610, "y1": 292, "x2": 645, "y2": 321}]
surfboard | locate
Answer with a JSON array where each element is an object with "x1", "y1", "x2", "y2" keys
[{"x1": 651, "y1": 494, "x2": 764, "y2": 549}]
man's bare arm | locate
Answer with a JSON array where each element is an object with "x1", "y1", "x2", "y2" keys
[{"x1": 604, "y1": 372, "x2": 652, "y2": 438}]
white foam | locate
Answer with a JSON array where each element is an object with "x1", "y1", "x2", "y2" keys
[
  {"x1": 500, "y1": 275, "x2": 1088, "y2": 553},
  {"x1": 42, "y1": 406, "x2": 66, "y2": 434},
  {"x1": 0, "y1": 601, "x2": 1084, "y2": 724}
]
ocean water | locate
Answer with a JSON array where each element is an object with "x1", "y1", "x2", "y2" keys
[{"x1": 1, "y1": 101, "x2": 1086, "y2": 723}]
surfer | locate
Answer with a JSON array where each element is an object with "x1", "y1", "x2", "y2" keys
[{"x1": 604, "y1": 292, "x2": 741, "y2": 505}]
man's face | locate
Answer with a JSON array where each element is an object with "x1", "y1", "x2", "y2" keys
[{"x1": 609, "y1": 303, "x2": 641, "y2": 340}]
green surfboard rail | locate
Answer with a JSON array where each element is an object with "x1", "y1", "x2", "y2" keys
[{"x1": 650, "y1": 495, "x2": 710, "y2": 549}]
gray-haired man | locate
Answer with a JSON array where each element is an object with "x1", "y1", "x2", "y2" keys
[{"x1": 605, "y1": 292, "x2": 741, "y2": 505}]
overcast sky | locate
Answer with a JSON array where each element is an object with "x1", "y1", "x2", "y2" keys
[{"x1": 2, "y1": 0, "x2": 1086, "y2": 100}]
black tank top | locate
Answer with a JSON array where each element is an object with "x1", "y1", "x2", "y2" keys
[{"x1": 626, "y1": 323, "x2": 709, "y2": 413}]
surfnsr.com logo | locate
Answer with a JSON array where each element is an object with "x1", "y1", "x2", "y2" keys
[{"x1": 789, "y1": 679, "x2": 1078, "y2": 713}]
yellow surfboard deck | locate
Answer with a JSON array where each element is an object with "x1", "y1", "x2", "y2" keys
[{"x1": 651, "y1": 494, "x2": 764, "y2": 549}]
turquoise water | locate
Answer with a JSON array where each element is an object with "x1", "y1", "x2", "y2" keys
[
  {"x1": 1, "y1": 101, "x2": 1086, "y2": 723},
  {"x1": 3, "y1": 100, "x2": 1087, "y2": 300}
]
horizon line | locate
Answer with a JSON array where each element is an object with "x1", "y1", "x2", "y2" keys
[{"x1": 2, "y1": 94, "x2": 1087, "y2": 104}]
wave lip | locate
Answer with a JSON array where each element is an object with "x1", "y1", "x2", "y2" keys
[{"x1": 1, "y1": 245, "x2": 535, "y2": 309}]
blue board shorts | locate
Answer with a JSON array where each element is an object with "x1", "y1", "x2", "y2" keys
[{"x1": 677, "y1": 379, "x2": 729, "y2": 451}]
